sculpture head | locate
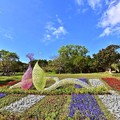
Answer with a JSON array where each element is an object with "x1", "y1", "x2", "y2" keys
[{"x1": 26, "y1": 53, "x2": 34, "y2": 62}]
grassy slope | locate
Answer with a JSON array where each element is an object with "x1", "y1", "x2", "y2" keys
[
  {"x1": 0, "y1": 72, "x2": 120, "y2": 81},
  {"x1": 46, "y1": 72, "x2": 120, "y2": 80}
]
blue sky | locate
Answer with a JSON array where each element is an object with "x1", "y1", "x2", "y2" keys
[{"x1": 0, "y1": 0, "x2": 120, "y2": 63}]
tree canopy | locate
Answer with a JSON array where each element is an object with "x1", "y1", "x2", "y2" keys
[
  {"x1": 0, "y1": 49, "x2": 19, "y2": 75},
  {"x1": 93, "y1": 45, "x2": 120, "y2": 72},
  {"x1": 57, "y1": 44, "x2": 89, "y2": 73},
  {"x1": 0, "y1": 44, "x2": 120, "y2": 75}
]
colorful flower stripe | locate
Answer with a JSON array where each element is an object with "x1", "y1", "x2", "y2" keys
[
  {"x1": 69, "y1": 94, "x2": 106, "y2": 120},
  {"x1": 75, "y1": 78, "x2": 88, "y2": 88},
  {"x1": 90, "y1": 79, "x2": 120, "y2": 120},
  {"x1": 1, "y1": 95, "x2": 46, "y2": 113},
  {"x1": 98, "y1": 90, "x2": 120, "y2": 120},
  {"x1": 102, "y1": 78, "x2": 120, "y2": 90},
  {"x1": 89, "y1": 79, "x2": 105, "y2": 87},
  {"x1": 0, "y1": 81, "x2": 19, "y2": 87},
  {"x1": 0, "y1": 93, "x2": 6, "y2": 98},
  {"x1": 69, "y1": 78, "x2": 106, "y2": 119}
]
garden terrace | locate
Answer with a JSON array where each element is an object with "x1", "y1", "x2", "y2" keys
[{"x1": 0, "y1": 73, "x2": 120, "y2": 119}]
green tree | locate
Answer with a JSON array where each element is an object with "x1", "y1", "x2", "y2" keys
[
  {"x1": 52, "y1": 56, "x2": 65, "y2": 74},
  {"x1": 45, "y1": 60, "x2": 55, "y2": 73},
  {"x1": 58, "y1": 44, "x2": 89, "y2": 73},
  {"x1": 31, "y1": 59, "x2": 48, "y2": 71},
  {"x1": 0, "y1": 49, "x2": 19, "y2": 75},
  {"x1": 93, "y1": 45, "x2": 120, "y2": 72},
  {"x1": 14, "y1": 61, "x2": 28, "y2": 72}
]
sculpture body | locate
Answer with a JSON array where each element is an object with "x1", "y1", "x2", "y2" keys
[
  {"x1": 21, "y1": 64, "x2": 33, "y2": 90},
  {"x1": 21, "y1": 53, "x2": 34, "y2": 90}
]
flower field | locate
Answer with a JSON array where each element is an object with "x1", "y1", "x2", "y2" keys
[
  {"x1": 0, "y1": 93, "x2": 6, "y2": 98},
  {"x1": 0, "y1": 75, "x2": 120, "y2": 120},
  {"x1": 69, "y1": 79, "x2": 106, "y2": 119},
  {"x1": 0, "y1": 80, "x2": 19, "y2": 87},
  {"x1": 102, "y1": 78, "x2": 120, "y2": 90}
]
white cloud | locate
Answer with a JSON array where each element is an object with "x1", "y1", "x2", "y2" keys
[
  {"x1": 87, "y1": 0, "x2": 101, "y2": 10},
  {"x1": 82, "y1": 8, "x2": 88, "y2": 13},
  {"x1": 99, "y1": 1, "x2": 120, "y2": 37},
  {"x1": 99, "y1": 27, "x2": 111, "y2": 37},
  {"x1": 43, "y1": 16, "x2": 67, "y2": 43},
  {"x1": 52, "y1": 26, "x2": 67, "y2": 39},
  {"x1": 75, "y1": 0, "x2": 101, "y2": 10},
  {"x1": 3, "y1": 33, "x2": 13, "y2": 40},
  {"x1": 0, "y1": 28, "x2": 14, "y2": 40},
  {"x1": 43, "y1": 34, "x2": 51, "y2": 42},
  {"x1": 75, "y1": 0, "x2": 83, "y2": 6},
  {"x1": 100, "y1": 2, "x2": 120, "y2": 27},
  {"x1": 45, "y1": 22, "x2": 56, "y2": 32},
  {"x1": 74, "y1": 0, "x2": 120, "y2": 37},
  {"x1": 56, "y1": 15, "x2": 63, "y2": 25}
]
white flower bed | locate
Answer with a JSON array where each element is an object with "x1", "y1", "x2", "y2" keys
[
  {"x1": 1, "y1": 95, "x2": 45, "y2": 113},
  {"x1": 89, "y1": 79, "x2": 105, "y2": 87},
  {"x1": 89, "y1": 79, "x2": 120, "y2": 120},
  {"x1": 98, "y1": 91, "x2": 120, "y2": 120}
]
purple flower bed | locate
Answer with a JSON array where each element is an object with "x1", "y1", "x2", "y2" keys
[
  {"x1": 75, "y1": 78, "x2": 88, "y2": 88},
  {"x1": 69, "y1": 78, "x2": 106, "y2": 120},
  {"x1": 69, "y1": 94, "x2": 106, "y2": 119},
  {"x1": 0, "y1": 93, "x2": 6, "y2": 98}
]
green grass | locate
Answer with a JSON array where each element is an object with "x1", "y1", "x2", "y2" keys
[
  {"x1": 111, "y1": 73, "x2": 120, "y2": 80},
  {"x1": 46, "y1": 72, "x2": 112, "y2": 79},
  {"x1": 0, "y1": 75, "x2": 22, "y2": 82},
  {"x1": 0, "y1": 85, "x2": 109, "y2": 95},
  {"x1": 0, "y1": 72, "x2": 120, "y2": 82}
]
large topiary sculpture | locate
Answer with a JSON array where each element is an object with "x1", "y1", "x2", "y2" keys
[
  {"x1": 21, "y1": 53, "x2": 34, "y2": 90},
  {"x1": 32, "y1": 62, "x2": 90, "y2": 91},
  {"x1": 9, "y1": 53, "x2": 34, "y2": 90},
  {"x1": 9, "y1": 54, "x2": 91, "y2": 91}
]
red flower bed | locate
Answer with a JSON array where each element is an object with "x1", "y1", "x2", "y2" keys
[
  {"x1": 0, "y1": 80, "x2": 19, "y2": 87},
  {"x1": 102, "y1": 78, "x2": 120, "y2": 90}
]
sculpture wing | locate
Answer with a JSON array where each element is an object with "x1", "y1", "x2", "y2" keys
[{"x1": 32, "y1": 61, "x2": 46, "y2": 91}]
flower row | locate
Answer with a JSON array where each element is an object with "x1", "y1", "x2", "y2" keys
[
  {"x1": 90, "y1": 78, "x2": 120, "y2": 120},
  {"x1": 98, "y1": 90, "x2": 120, "y2": 120},
  {"x1": 1, "y1": 95, "x2": 45, "y2": 113},
  {"x1": 69, "y1": 78, "x2": 106, "y2": 119},
  {"x1": 89, "y1": 79, "x2": 105, "y2": 87},
  {"x1": 0, "y1": 93, "x2": 6, "y2": 98},
  {"x1": 0, "y1": 80, "x2": 19, "y2": 87},
  {"x1": 69, "y1": 93, "x2": 106, "y2": 119},
  {"x1": 102, "y1": 78, "x2": 120, "y2": 90}
]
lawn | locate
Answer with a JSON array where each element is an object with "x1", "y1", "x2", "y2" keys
[{"x1": 0, "y1": 72, "x2": 120, "y2": 120}]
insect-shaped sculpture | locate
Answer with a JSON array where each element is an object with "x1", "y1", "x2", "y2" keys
[
  {"x1": 10, "y1": 54, "x2": 92, "y2": 91},
  {"x1": 21, "y1": 53, "x2": 34, "y2": 90}
]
